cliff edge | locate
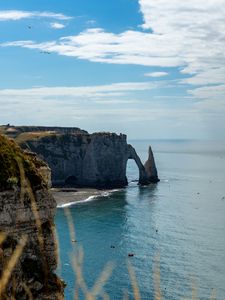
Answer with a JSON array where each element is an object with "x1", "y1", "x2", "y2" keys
[{"x1": 0, "y1": 135, "x2": 64, "y2": 299}]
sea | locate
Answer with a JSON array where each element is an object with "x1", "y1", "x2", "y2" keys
[{"x1": 55, "y1": 139, "x2": 225, "y2": 300}]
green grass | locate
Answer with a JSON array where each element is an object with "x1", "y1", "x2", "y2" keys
[
  {"x1": 15, "y1": 131, "x2": 56, "y2": 145},
  {"x1": 0, "y1": 134, "x2": 45, "y2": 191}
]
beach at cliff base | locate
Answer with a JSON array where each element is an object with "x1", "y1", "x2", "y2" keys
[{"x1": 52, "y1": 187, "x2": 119, "y2": 208}]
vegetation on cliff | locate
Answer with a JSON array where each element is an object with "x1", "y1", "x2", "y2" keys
[{"x1": 0, "y1": 134, "x2": 46, "y2": 191}]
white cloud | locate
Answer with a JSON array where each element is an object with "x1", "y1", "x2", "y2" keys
[
  {"x1": 0, "y1": 29, "x2": 184, "y2": 67},
  {"x1": 188, "y1": 84, "x2": 225, "y2": 100},
  {"x1": 1, "y1": 1, "x2": 225, "y2": 102},
  {"x1": 0, "y1": 10, "x2": 71, "y2": 21},
  {"x1": 0, "y1": 95, "x2": 213, "y2": 139},
  {"x1": 50, "y1": 22, "x2": 66, "y2": 29},
  {"x1": 139, "y1": 0, "x2": 225, "y2": 86},
  {"x1": 145, "y1": 72, "x2": 168, "y2": 78},
  {"x1": 0, "y1": 82, "x2": 223, "y2": 139},
  {"x1": 0, "y1": 81, "x2": 161, "y2": 100}
]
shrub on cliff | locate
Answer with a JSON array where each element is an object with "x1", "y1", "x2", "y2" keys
[{"x1": 0, "y1": 134, "x2": 45, "y2": 191}]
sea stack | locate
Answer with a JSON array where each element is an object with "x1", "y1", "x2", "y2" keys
[{"x1": 144, "y1": 146, "x2": 159, "y2": 183}]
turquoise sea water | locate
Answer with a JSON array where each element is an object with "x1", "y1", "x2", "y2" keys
[{"x1": 55, "y1": 140, "x2": 225, "y2": 299}]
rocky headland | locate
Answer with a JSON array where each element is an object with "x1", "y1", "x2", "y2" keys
[
  {"x1": 0, "y1": 134, "x2": 64, "y2": 299},
  {"x1": 1, "y1": 125, "x2": 159, "y2": 188}
]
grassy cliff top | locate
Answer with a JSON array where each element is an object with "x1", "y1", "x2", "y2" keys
[
  {"x1": 15, "y1": 131, "x2": 56, "y2": 145},
  {"x1": 0, "y1": 125, "x2": 126, "y2": 147},
  {"x1": 0, "y1": 124, "x2": 88, "y2": 146},
  {"x1": 0, "y1": 125, "x2": 88, "y2": 138},
  {"x1": 0, "y1": 134, "x2": 45, "y2": 191}
]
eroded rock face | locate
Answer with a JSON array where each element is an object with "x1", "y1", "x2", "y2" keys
[
  {"x1": 0, "y1": 135, "x2": 64, "y2": 299},
  {"x1": 24, "y1": 150, "x2": 52, "y2": 188},
  {"x1": 23, "y1": 133, "x2": 129, "y2": 188},
  {"x1": 19, "y1": 130, "x2": 159, "y2": 188}
]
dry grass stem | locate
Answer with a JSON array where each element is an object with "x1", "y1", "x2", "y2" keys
[
  {"x1": 52, "y1": 223, "x2": 61, "y2": 274},
  {"x1": 102, "y1": 292, "x2": 110, "y2": 300},
  {"x1": 191, "y1": 279, "x2": 197, "y2": 300},
  {"x1": 209, "y1": 289, "x2": 216, "y2": 300},
  {"x1": 16, "y1": 157, "x2": 44, "y2": 251},
  {"x1": 64, "y1": 208, "x2": 77, "y2": 246},
  {"x1": 16, "y1": 156, "x2": 50, "y2": 285},
  {"x1": 55, "y1": 292, "x2": 65, "y2": 300},
  {"x1": 22, "y1": 283, "x2": 34, "y2": 300},
  {"x1": 123, "y1": 289, "x2": 129, "y2": 300},
  {"x1": 153, "y1": 255, "x2": 162, "y2": 300},
  {"x1": 0, "y1": 233, "x2": 6, "y2": 246},
  {"x1": 73, "y1": 283, "x2": 79, "y2": 300},
  {"x1": 90, "y1": 261, "x2": 115, "y2": 297},
  {"x1": 127, "y1": 261, "x2": 141, "y2": 300},
  {"x1": 71, "y1": 250, "x2": 90, "y2": 298},
  {"x1": 0, "y1": 235, "x2": 28, "y2": 297}
]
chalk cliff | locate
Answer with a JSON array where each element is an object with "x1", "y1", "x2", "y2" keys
[
  {"x1": 1, "y1": 125, "x2": 159, "y2": 188},
  {"x1": 0, "y1": 135, "x2": 64, "y2": 299},
  {"x1": 20, "y1": 135, "x2": 158, "y2": 188}
]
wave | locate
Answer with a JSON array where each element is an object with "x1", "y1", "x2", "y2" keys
[
  {"x1": 57, "y1": 195, "x2": 99, "y2": 208},
  {"x1": 57, "y1": 189, "x2": 122, "y2": 208}
]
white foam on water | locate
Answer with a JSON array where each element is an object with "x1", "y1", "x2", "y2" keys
[
  {"x1": 57, "y1": 195, "x2": 99, "y2": 208},
  {"x1": 57, "y1": 189, "x2": 122, "y2": 208}
]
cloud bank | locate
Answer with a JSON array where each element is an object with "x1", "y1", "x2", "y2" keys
[
  {"x1": 1, "y1": 1, "x2": 225, "y2": 138},
  {"x1": 0, "y1": 81, "x2": 161, "y2": 100}
]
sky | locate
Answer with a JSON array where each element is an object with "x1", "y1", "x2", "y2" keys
[{"x1": 0, "y1": 0, "x2": 225, "y2": 139}]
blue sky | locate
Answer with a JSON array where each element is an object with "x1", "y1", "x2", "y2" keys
[{"x1": 0, "y1": 0, "x2": 225, "y2": 139}]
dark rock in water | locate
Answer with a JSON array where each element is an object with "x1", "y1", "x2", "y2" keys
[
  {"x1": 1, "y1": 125, "x2": 159, "y2": 188},
  {"x1": 144, "y1": 146, "x2": 160, "y2": 183},
  {"x1": 0, "y1": 135, "x2": 64, "y2": 299}
]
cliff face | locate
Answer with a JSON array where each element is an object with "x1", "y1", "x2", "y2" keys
[
  {"x1": 23, "y1": 133, "x2": 129, "y2": 188},
  {"x1": 1, "y1": 124, "x2": 159, "y2": 188},
  {"x1": 0, "y1": 135, "x2": 64, "y2": 299},
  {"x1": 18, "y1": 130, "x2": 159, "y2": 188}
]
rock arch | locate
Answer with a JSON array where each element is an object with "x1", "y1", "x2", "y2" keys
[
  {"x1": 127, "y1": 144, "x2": 159, "y2": 185},
  {"x1": 13, "y1": 127, "x2": 159, "y2": 188}
]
